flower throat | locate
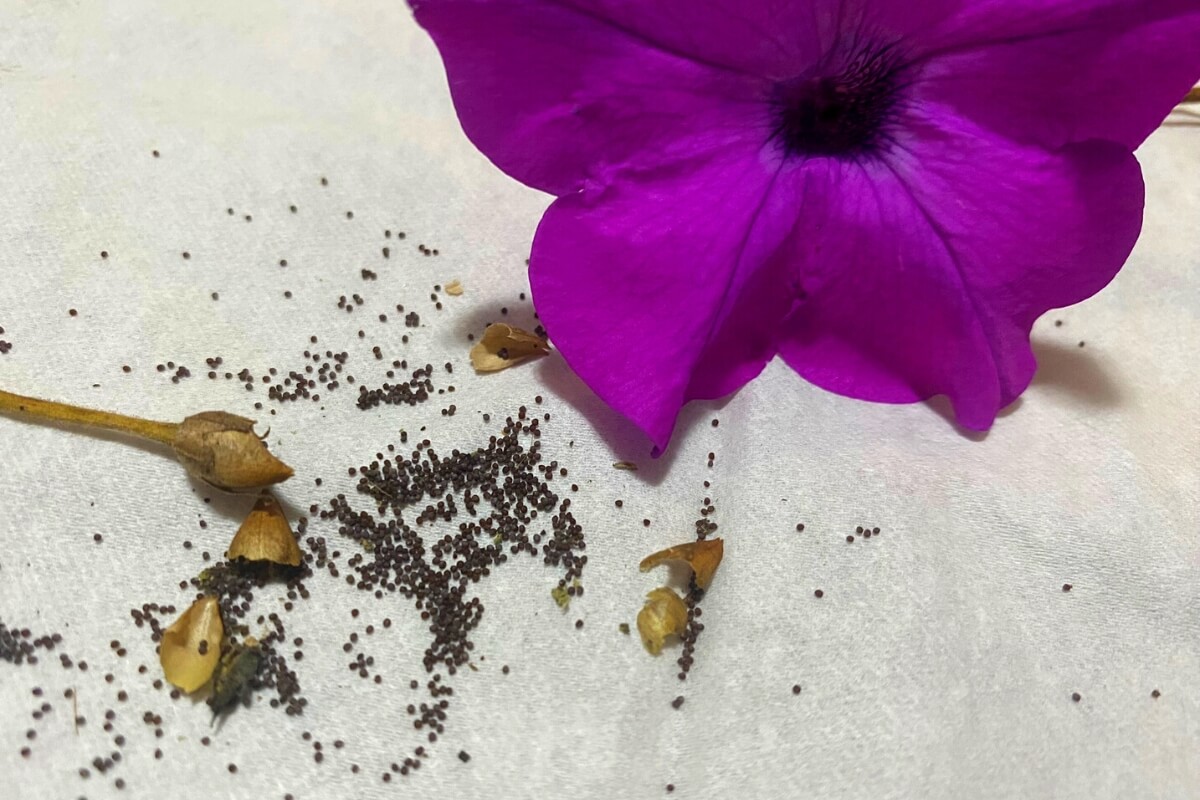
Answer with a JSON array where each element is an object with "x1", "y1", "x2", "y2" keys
[{"x1": 772, "y1": 47, "x2": 902, "y2": 157}]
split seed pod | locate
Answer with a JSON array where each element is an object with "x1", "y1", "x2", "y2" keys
[
  {"x1": 469, "y1": 323, "x2": 551, "y2": 372},
  {"x1": 636, "y1": 586, "x2": 688, "y2": 656},
  {"x1": 639, "y1": 538, "x2": 724, "y2": 590},
  {"x1": 227, "y1": 493, "x2": 302, "y2": 567},
  {"x1": 160, "y1": 596, "x2": 224, "y2": 692},
  {"x1": 172, "y1": 411, "x2": 294, "y2": 492}
]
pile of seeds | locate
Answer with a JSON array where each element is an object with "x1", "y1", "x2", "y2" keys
[
  {"x1": 355, "y1": 363, "x2": 436, "y2": 410},
  {"x1": 307, "y1": 407, "x2": 586, "y2": 774},
  {"x1": 0, "y1": 619, "x2": 64, "y2": 665},
  {"x1": 0, "y1": 324, "x2": 11, "y2": 354}
]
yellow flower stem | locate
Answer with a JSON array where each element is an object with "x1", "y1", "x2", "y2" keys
[{"x1": 0, "y1": 388, "x2": 179, "y2": 445}]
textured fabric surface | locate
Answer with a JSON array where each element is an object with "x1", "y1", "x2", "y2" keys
[{"x1": 0, "y1": 3, "x2": 1198, "y2": 799}]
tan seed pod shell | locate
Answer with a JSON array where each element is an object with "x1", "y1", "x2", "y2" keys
[
  {"x1": 469, "y1": 324, "x2": 550, "y2": 373},
  {"x1": 636, "y1": 586, "x2": 688, "y2": 656},
  {"x1": 160, "y1": 596, "x2": 224, "y2": 692},
  {"x1": 227, "y1": 493, "x2": 301, "y2": 567},
  {"x1": 639, "y1": 538, "x2": 724, "y2": 590}
]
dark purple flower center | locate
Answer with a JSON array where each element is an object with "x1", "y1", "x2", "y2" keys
[{"x1": 771, "y1": 45, "x2": 903, "y2": 157}]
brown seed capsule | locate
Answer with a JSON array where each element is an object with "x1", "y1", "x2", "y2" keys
[
  {"x1": 637, "y1": 587, "x2": 688, "y2": 656},
  {"x1": 172, "y1": 411, "x2": 293, "y2": 492},
  {"x1": 159, "y1": 596, "x2": 223, "y2": 692},
  {"x1": 469, "y1": 323, "x2": 550, "y2": 372},
  {"x1": 639, "y1": 539, "x2": 724, "y2": 590},
  {"x1": 226, "y1": 493, "x2": 302, "y2": 567}
]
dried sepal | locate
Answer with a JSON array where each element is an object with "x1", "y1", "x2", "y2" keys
[
  {"x1": 612, "y1": 461, "x2": 638, "y2": 471},
  {"x1": 160, "y1": 596, "x2": 224, "y2": 692},
  {"x1": 172, "y1": 411, "x2": 294, "y2": 492},
  {"x1": 207, "y1": 639, "x2": 262, "y2": 721},
  {"x1": 639, "y1": 538, "x2": 724, "y2": 590},
  {"x1": 227, "y1": 493, "x2": 302, "y2": 566},
  {"x1": 444, "y1": 280, "x2": 464, "y2": 296},
  {"x1": 469, "y1": 324, "x2": 550, "y2": 373},
  {"x1": 636, "y1": 586, "x2": 688, "y2": 656}
]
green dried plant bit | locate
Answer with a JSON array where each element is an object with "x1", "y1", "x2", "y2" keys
[
  {"x1": 618, "y1": 623, "x2": 630, "y2": 635},
  {"x1": 207, "y1": 642, "x2": 262, "y2": 722},
  {"x1": 551, "y1": 585, "x2": 570, "y2": 610}
]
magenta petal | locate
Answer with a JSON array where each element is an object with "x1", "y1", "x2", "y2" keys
[
  {"x1": 411, "y1": 0, "x2": 767, "y2": 196},
  {"x1": 530, "y1": 148, "x2": 803, "y2": 449},
  {"x1": 540, "y1": 1, "x2": 963, "y2": 79},
  {"x1": 921, "y1": 0, "x2": 1200, "y2": 149},
  {"x1": 779, "y1": 108, "x2": 1143, "y2": 429}
]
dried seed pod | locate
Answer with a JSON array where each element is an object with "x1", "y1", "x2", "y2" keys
[
  {"x1": 0, "y1": 391, "x2": 293, "y2": 494},
  {"x1": 207, "y1": 640, "x2": 262, "y2": 721},
  {"x1": 639, "y1": 538, "x2": 724, "y2": 590},
  {"x1": 469, "y1": 323, "x2": 550, "y2": 372},
  {"x1": 612, "y1": 461, "x2": 638, "y2": 471},
  {"x1": 227, "y1": 494, "x2": 301, "y2": 566},
  {"x1": 444, "y1": 280, "x2": 464, "y2": 296},
  {"x1": 172, "y1": 411, "x2": 293, "y2": 492},
  {"x1": 636, "y1": 587, "x2": 688, "y2": 656},
  {"x1": 160, "y1": 597, "x2": 224, "y2": 692}
]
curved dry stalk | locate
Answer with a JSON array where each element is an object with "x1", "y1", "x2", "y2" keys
[
  {"x1": 0, "y1": 388, "x2": 178, "y2": 444},
  {"x1": 0, "y1": 388, "x2": 293, "y2": 492}
]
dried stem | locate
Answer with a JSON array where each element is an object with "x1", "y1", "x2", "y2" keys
[
  {"x1": 1184, "y1": 87, "x2": 1200, "y2": 104},
  {"x1": 0, "y1": 388, "x2": 179, "y2": 445}
]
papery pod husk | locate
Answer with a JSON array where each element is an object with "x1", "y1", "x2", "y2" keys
[
  {"x1": 160, "y1": 596, "x2": 224, "y2": 692},
  {"x1": 172, "y1": 411, "x2": 293, "y2": 492},
  {"x1": 636, "y1": 586, "x2": 688, "y2": 656},
  {"x1": 227, "y1": 493, "x2": 301, "y2": 567}
]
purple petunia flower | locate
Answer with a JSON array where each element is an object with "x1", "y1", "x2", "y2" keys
[{"x1": 411, "y1": 0, "x2": 1200, "y2": 449}]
